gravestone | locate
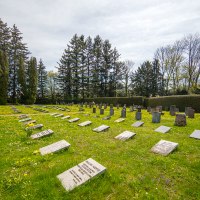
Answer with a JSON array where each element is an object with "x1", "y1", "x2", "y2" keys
[
  {"x1": 117, "y1": 104, "x2": 119, "y2": 109},
  {"x1": 93, "y1": 107, "x2": 96, "y2": 113},
  {"x1": 115, "y1": 131, "x2": 136, "y2": 141},
  {"x1": 151, "y1": 140, "x2": 178, "y2": 156},
  {"x1": 55, "y1": 114, "x2": 64, "y2": 117},
  {"x1": 19, "y1": 118, "x2": 32, "y2": 122},
  {"x1": 170, "y1": 105, "x2": 176, "y2": 116},
  {"x1": 189, "y1": 130, "x2": 200, "y2": 139},
  {"x1": 188, "y1": 108, "x2": 195, "y2": 118},
  {"x1": 110, "y1": 108, "x2": 114, "y2": 116},
  {"x1": 78, "y1": 121, "x2": 92, "y2": 127},
  {"x1": 135, "y1": 112, "x2": 141, "y2": 120},
  {"x1": 147, "y1": 107, "x2": 151, "y2": 112},
  {"x1": 121, "y1": 108, "x2": 126, "y2": 118},
  {"x1": 61, "y1": 116, "x2": 70, "y2": 119},
  {"x1": 130, "y1": 106, "x2": 134, "y2": 112},
  {"x1": 102, "y1": 116, "x2": 111, "y2": 120},
  {"x1": 31, "y1": 129, "x2": 54, "y2": 139},
  {"x1": 50, "y1": 113, "x2": 58, "y2": 116},
  {"x1": 57, "y1": 158, "x2": 106, "y2": 191},
  {"x1": 152, "y1": 112, "x2": 161, "y2": 123},
  {"x1": 132, "y1": 121, "x2": 144, "y2": 127},
  {"x1": 137, "y1": 106, "x2": 142, "y2": 112},
  {"x1": 115, "y1": 118, "x2": 125, "y2": 123},
  {"x1": 185, "y1": 107, "x2": 192, "y2": 116},
  {"x1": 68, "y1": 118, "x2": 80, "y2": 123},
  {"x1": 19, "y1": 114, "x2": 28, "y2": 119},
  {"x1": 40, "y1": 140, "x2": 70, "y2": 155},
  {"x1": 100, "y1": 109, "x2": 104, "y2": 115},
  {"x1": 154, "y1": 125, "x2": 171, "y2": 133},
  {"x1": 104, "y1": 104, "x2": 107, "y2": 109},
  {"x1": 28, "y1": 124, "x2": 43, "y2": 130},
  {"x1": 24, "y1": 120, "x2": 36, "y2": 125},
  {"x1": 174, "y1": 114, "x2": 186, "y2": 126},
  {"x1": 93, "y1": 125, "x2": 110, "y2": 132},
  {"x1": 156, "y1": 106, "x2": 162, "y2": 112}
]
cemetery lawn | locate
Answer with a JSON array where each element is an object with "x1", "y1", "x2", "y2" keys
[{"x1": 0, "y1": 105, "x2": 200, "y2": 200}]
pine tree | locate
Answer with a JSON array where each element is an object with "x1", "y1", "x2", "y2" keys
[
  {"x1": 0, "y1": 18, "x2": 10, "y2": 54},
  {"x1": 0, "y1": 50, "x2": 9, "y2": 104}
]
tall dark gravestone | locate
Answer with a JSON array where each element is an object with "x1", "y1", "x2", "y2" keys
[
  {"x1": 188, "y1": 108, "x2": 195, "y2": 119},
  {"x1": 152, "y1": 112, "x2": 161, "y2": 123},
  {"x1": 110, "y1": 108, "x2": 114, "y2": 116},
  {"x1": 175, "y1": 114, "x2": 186, "y2": 126},
  {"x1": 135, "y1": 112, "x2": 141, "y2": 120},
  {"x1": 170, "y1": 105, "x2": 176, "y2": 116},
  {"x1": 93, "y1": 107, "x2": 96, "y2": 113},
  {"x1": 100, "y1": 109, "x2": 104, "y2": 115},
  {"x1": 121, "y1": 108, "x2": 126, "y2": 118}
]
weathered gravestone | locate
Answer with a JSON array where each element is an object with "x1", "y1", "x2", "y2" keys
[
  {"x1": 31, "y1": 129, "x2": 54, "y2": 139},
  {"x1": 93, "y1": 125, "x2": 110, "y2": 132},
  {"x1": 19, "y1": 114, "x2": 28, "y2": 119},
  {"x1": 40, "y1": 140, "x2": 71, "y2": 155},
  {"x1": 61, "y1": 116, "x2": 70, "y2": 119},
  {"x1": 130, "y1": 106, "x2": 134, "y2": 112},
  {"x1": 93, "y1": 107, "x2": 96, "y2": 113},
  {"x1": 185, "y1": 107, "x2": 192, "y2": 116},
  {"x1": 174, "y1": 114, "x2": 186, "y2": 126},
  {"x1": 57, "y1": 158, "x2": 106, "y2": 191},
  {"x1": 170, "y1": 105, "x2": 176, "y2": 116},
  {"x1": 115, "y1": 118, "x2": 125, "y2": 123},
  {"x1": 50, "y1": 113, "x2": 58, "y2": 116},
  {"x1": 188, "y1": 108, "x2": 195, "y2": 118},
  {"x1": 110, "y1": 108, "x2": 114, "y2": 116},
  {"x1": 152, "y1": 112, "x2": 161, "y2": 123},
  {"x1": 154, "y1": 125, "x2": 171, "y2": 133},
  {"x1": 28, "y1": 124, "x2": 43, "y2": 130},
  {"x1": 78, "y1": 121, "x2": 92, "y2": 127},
  {"x1": 132, "y1": 121, "x2": 144, "y2": 127},
  {"x1": 100, "y1": 109, "x2": 104, "y2": 115},
  {"x1": 189, "y1": 130, "x2": 200, "y2": 139},
  {"x1": 156, "y1": 106, "x2": 162, "y2": 112},
  {"x1": 102, "y1": 116, "x2": 111, "y2": 120},
  {"x1": 24, "y1": 120, "x2": 36, "y2": 125},
  {"x1": 115, "y1": 131, "x2": 136, "y2": 141},
  {"x1": 121, "y1": 108, "x2": 126, "y2": 118},
  {"x1": 151, "y1": 140, "x2": 178, "y2": 156},
  {"x1": 19, "y1": 118, "x2": 32, "y2": 122},
  {"x1": 135, "y1": 112, "x2": 141, "y2": 120},
  {"x1": 68, "y1": 118, "x2": 80, "y2": 123},
  {"x1": 55, "y1": 114, "x2": 64, "y2": 118},
  {"x1": 137, "y1": 106, "x2": 142, "y2": 112}
]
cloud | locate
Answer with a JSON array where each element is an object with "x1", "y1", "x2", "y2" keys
[{"x1": 0, "y1": 0, "x2": 200, "y2": 71}]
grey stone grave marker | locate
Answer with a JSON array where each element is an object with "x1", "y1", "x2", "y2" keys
[
  {"x1": 132, "y1": 121, "x2": 144, "y2": 127},
  {"x1": 152, "y1": 112, "x2": 161, "y2": 123},
  {"x1": 93, "y1": 125, "x2": 110, "y2": 132},
  {"x1": 78, "y1": 121, "x2": 92, "y2": 127},
  {"x1": 50, "y1": 113, "x2": 58, "y2": 116},
  {"x1": 115, "y1": 131, "x2": 136, "y2": 141},
  {"x1": 40, "y1": 140, "x2": 70, "y2": 155},
  {"x1": 61, "y1": 116, "x2": 70, "y2": 119},
  {"x1": 115, "y1": 118, "x2": 125, "y2": 123},
  {"x1": 151, "y1": 140, "x2": 178, "y2": 156},
  {"x1": 185, "y1": 107, "x2": 192, "y2": 116},
  {"x1": 189, "y1": 130, "x2": 200, "y2": 139},
  {"x1": 154, "y1": 125, "x2": 171, "y2": 133},
  {"x1": 68, "y1": 118, "x2": 80, "y2": 123},
  {"x1": 188, "y1": 108, "x2": 195, "y2": 118},
  {"x1": 55, "y1": 114, "x2": 64, "y2": 118},
  {"x1": 102, "y1": 116, "x2": 111, "y2": 120},
  {"x1": 28, "y1": 124, "x2": 43, "y2": 130},
  {"x1": 19, "y1": 114, "x2": 28, "y2": 119},
  {"x1": 24, "y1": 120, "x2": 36, "y2": 125},
  {"x1": 135, "y1": 112, "x2": 141, "y2": 120},
  {"x1": 175, "y1": 114, "x2": 186, "y2": 126},
  {"x1": 31, "y1": 129, "x2": 54, "y2": 139},
  {"x1": 170, "y1": 105, "x2": 176, "y2": 116},
  {"x1": 110, "y1": 108, "x2": 114, "y2": 116},
  {"x1": 19, "y1": 118, "x2": 32, "y2": 122},
  {"x1": 100, "y1": 109, "x2": 104, "y2": 115},
  {"x1": 121, "y1": 109, "x2": 126, "y2": 118},
  {"x1": 57, "y1": 158, "x2": 106, "y2": 191}
]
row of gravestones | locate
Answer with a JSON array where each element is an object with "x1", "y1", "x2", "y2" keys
[
  {"x1": 49, "y1": 112, "x2": 200, "y2": 191},
  {"x1": 45, "y1": 105, "x2": 71, "y2": 112},
  {"x1": 11, "y1": 106, "x2": 21, "y2": 113},
  {"x1": 33, "y1": 107, "x2": 49, "y2": 113}
]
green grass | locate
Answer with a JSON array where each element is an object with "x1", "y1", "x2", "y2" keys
[{"x1": 0, "y1": 105, "x2": 200, "y2": 200}]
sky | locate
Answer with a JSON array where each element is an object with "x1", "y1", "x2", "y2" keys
[{"x1": 0, "y1": 0, "x2": 200, "y2": 71}]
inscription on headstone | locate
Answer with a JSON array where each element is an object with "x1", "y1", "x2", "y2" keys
[
  {"x1": 57, "y1": 158, "x2": 106, "y2": 191},
  {"x1": 115, "y1": 131, "x2": 136, "y2": 141},
  {"x1": 40, "y1": 140, "x2": 70, "y2": 155},
  {"x1": 78, "y1": 121, "x2": 92, "y2": 127},
  {"x1": 151, "y1": 140, "x2": 178, "y2": 156},
  {"x1": 114, "y1": 118, "x2": 125, "y2": 123},
  {"x1": 68, "y1": 118, "x2": 80, "y2": 123},
  {"x1": 31, "y1": 129, "x2": 54, "y2": 139},
  {"x1": 189, "y1": 130, "x2": 200, "y2": 139},
  {"x1": 132, "y1": 121, "x2": 144, "y2": 127},
  {"x1": 154, "y1": 125, "x2": 171, "y2": 133},
  {"x1": 93, "y1": 125, "x2": 110, "y2": 132}
]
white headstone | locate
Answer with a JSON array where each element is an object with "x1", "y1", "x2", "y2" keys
[
  {"x1": 68, "y1": 118, "x2": 80, "y2": 123},
  {"x1": 93, "y1": 125, "x2": 110, "y2": 132},
  {"x1": 61, "y1": 116, "x2": 70, "y2": 119},
  {"x1": 40, "y1": 140, "x2": 70, "y2": 155},
  {"x1": 28, "y1": 124, "x2": 43, "y2": 130},
  {"x1": 55, "y1": 114, "x2": 64, "y2": 118},
  {"x1": 132, "y1": 121, "x2": 144, "y2": 127},
  {"x1": 114, "y1": 118, "x2": 125, "y2": 123},
  {"x1": 57, "y1": 158, "x2": 106, "y2": 191},
  {"x1": 189, "y1": 130, "x2": 200, "y2": 139},
  {"x1": 19, "y1": 118, "x2": 31, "y2": 122},
  {"x1": 31, "y1": 129, "x2": 54, "y2": 139},
  {"x1": 78, "y1": 121, "x2": 92, "y2": 127},
  {"x1": 154, "y1": 126, "x2": 171, "y2": 133},
  {"x1": 115, "y1": 131, "x2": 136, "y2": 141},
  {"x1": 50, "y1": 113, "x2": 58, "y2": 116},
  {"x1": 151, "y1": 140, "x2": 178, "y2": 156}
]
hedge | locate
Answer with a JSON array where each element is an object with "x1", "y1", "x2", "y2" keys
[
  {"x1": 83, "y1": 97, "x2": 144, "y2": 106},
  {"x1": 146, "y1": 95, "x2": 200, "y2": 112}
]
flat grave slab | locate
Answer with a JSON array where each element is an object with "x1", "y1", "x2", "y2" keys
[
  {"x1": 151, "y1": 140, "x2": 178, "y2": 156},
  {"x1": 28, "y1": 124, "x2": 43, "y2": 130},
  {"x1": 31, "y1": 129, "x2": 54, "y2": 139},
  {"x1": 154, "y1": 125, "x2": 171, "y2": 134},
  {"x1": 115, "y1": 131, "x2": 136, "y2": 141},
  {"x1": 55, "y1": 114, "x2": 64, "y2": 117},
  {"x1": 189, "y1": 130, "x2": 200, "y2": 139},
  {"x1": 61, "y1": 116, "x2": 70, "y2": 119},
  {"x1": 19, "y1": 114, "x2": 28, "y2": 119},
  {"x1": 102, "y1": 116, "x2": 111, "y2": 120},
  {"x1": 78, "y1": 121, "x2": 92, "y2": 127},
  {"x1": 93, "y1": 125, "x2": 110, "y2": 132},
  {"x1": 114, "y1": 118, "x2": 125, "y2": 123},
  {"x1": 57, "y1": 158, "x2": 106, "y2": 191},
  {"x1": 40, "y1": 140, "x2": 70, "y2": 155},
  {"x1": 24, "y1": 120, "x2": 36, "y2": 125},
  {"x1": 50, "y1": 113, "x2": 58, "y2": 116},
  {"x1": 19, "y1": 118, "x2": 32, "y2": 122},
  {"x1": 68, "y1": 118, "x2": 80, "y2": 123},
  {"x1": 132, "y1": 121, "x2": 144, "y2": 127}
]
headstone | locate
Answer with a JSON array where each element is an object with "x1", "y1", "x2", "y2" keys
[
  {"x1": 110, "y1": 108, "x2": 114, "y2": 116},
  {"x1": 188, "y1": 108, "x2": 195, "y2": 118},
  {"x1": 31, "y1": 129, "x2": 54, "y2": 139},
  {"x1": 24, "y1": 120, "x2": 36, "y2": 125},
  {"x1": 19, "y1": 118, "x2": 32, "y2": 122},
  {"x1": 55, "y1": 114, "x2": 64, "y2": 118},
  {"x1": 189, "y1": 130, "x2": 200, "y2": 139},
  {"x1": 154, "y1": 125, "x2": 171, "y2": 133},
  {"x1": 135, "y1": 112, "x2": 141, "y2": 120},
  {"x1": 117, "y1": 104, "x2": 119, "y2": 109},
  {"x1": 130, "y1": 106, "x2": 134, "y2": 112},
  {"x1": 19, "y1": 114, "x2": 28, "y2": 119},
  {"x1": 152, "y1": 112, "x2": 161, "y2": 123},
  {"x1": 151, "y1": 140, "x2": 178, "y2": 156},
  {"x1": 121, "y1": 109, "x2": 126, "y2": 118},
  {"x1": 57, "y1": 158, "x2": 106, "y2": 191},
  {"x1": 78, "y1": 121, "x2": 92, "y2": 127},
  {"x1": 61, "y1": 116, "x2": 70, "y2": 119},
  {"x1": 28, "y1": 124, "x2": 43, "y2": 130},
  {"x1": 50, "y1": 113, "x2": 58, "y2": 116},
  {"x1": 115, "y1": 118, "x2": 125, "y2": 123},
  {"x1": 40, "y1": 140, "x2": 70, "y2": 155},
  {"x1": 68, "y1": 118, "x2": 80, "y2": 123},
  {"x1": 104, "y1": 104, "x2": 107, "y2": 109},
  {"x1": 93, "y1": 125, "x2": 110, "y2": 132},
  {"x1": 115, "y1": 131, "x2": 136, "y2": 141},
  {"x1": 102, "y1": 116, "x2": 111, "y2": 120},
  {"x1": 100, "y1": 109, "x2": 104, "y2": 115},
  {"x1": 147, "y1": 107, "x2": 151, "y2": 112},
  {"x1": 93, "y1": 107, "x2": 96, "y2": 113},
  {"x1": 185, "y1": 107, "x2": 192, "y2": 116},
  {"x1": 174, "y1": 114, "x2": 186, "y2": 126},
  {"x1": 132, "y1": 121, "x2": 144, "y2": 127},
  {"x1": 137, "y1": 106, "x2": 142, "y2": 112},
  {"x1": 170, "y1": 105, "x2": 176, "y2": 116}
]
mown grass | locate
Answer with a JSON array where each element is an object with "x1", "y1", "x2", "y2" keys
[{"x1": 0, "y1": 105, "x2": 199, "y2": 200}]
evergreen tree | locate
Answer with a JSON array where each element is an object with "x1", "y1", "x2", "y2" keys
[
  {"x1": 0, "y1": 18, "x2": 10, "y2": 54},
  {"x1": 0, "y1": 50, "x2": 9, "y2": 104}
]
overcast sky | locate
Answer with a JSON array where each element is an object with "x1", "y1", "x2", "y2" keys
[{"x1": 1, "y1": 0, "x2": 200, "y2": 71}]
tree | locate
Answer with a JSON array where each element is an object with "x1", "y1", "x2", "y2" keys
[
  {"x1": 47, "y1": 71, "x2": 58, "y2": 103},
  {"x1": 0, "y1": 18, "x2": 10, "y2": 54},
  {"x1": 0, "y1": 50, "x2": 9, "y2": 104}
]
